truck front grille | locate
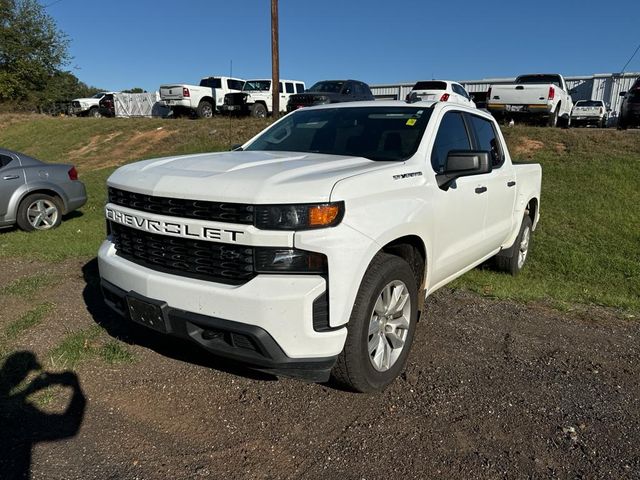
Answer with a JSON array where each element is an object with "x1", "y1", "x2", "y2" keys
[
  {"x1": 109, "y1": 222, "x2": 256, "y2": 285},
  {"x1": 108, "y1": 187, "x2": 254, "y2": 224},
  {"x1": 224, "y1": 93, "x2": 246, "y2": 106}
]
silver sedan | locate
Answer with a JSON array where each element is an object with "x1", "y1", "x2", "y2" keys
[{"x1": 0, "y1": 148, "x2": 87, "y2": 231}]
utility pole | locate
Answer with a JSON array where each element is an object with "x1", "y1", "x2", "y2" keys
[{"x1": 271, "y1": 0, "x2": 280, "y2": 117}]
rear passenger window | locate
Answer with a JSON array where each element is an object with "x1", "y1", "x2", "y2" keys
[
  {"x1": 431, "y1": 112, "x2": 471, "y2": 173},
  {"x1": 295, "y1": 83, "x2": 305, "y2": 93},
  {"x1": 285, "y1": 82, "x2": 294, "y2": 94},
  {"x1": 468, "y1": 115, "x2": 503, "y2": 167},
  {"x1": 0, "y1": 154, "x2": 13, "y2": 168}
]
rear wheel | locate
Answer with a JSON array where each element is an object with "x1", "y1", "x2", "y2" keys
[
  {"x1": 617, "y1": 115, "x2": 628, "y2": 130},
  {"x1": 250, "y1": 103, "x2": 267, "y2": 118},
  {"x1": 547, "y1": 108, "x2": 558, "y2": 127},
  {"x1": 495, "y1": 215, "x2": 533, "y2": 276},
  {"x1": 332, "y1": 253, "x2": 418, "y2": 393},
  {"x1": 16, "y1": 193, "x2": 63, "y2": 232},
  {"x1": 196, "y1": 100, "x2": 213, "y2": 118}
]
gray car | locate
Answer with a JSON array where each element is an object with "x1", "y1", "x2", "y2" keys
[{"x1": 0, "y1": 148, "x2": 87, "y2": 231}]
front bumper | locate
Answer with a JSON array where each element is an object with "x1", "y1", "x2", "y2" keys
[
  {"x1": 220, "y1": 104, "x2": 251, "y2": 115},
  {"x1": 101, "y1": 279, "x2": 338, "y2": 381},
  {"x1": 97, "y1": 239, "x2": 347, "y2": 366}
]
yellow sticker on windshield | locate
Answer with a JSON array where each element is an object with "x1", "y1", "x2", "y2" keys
[{"x1": 406, "y1": 118, "x2": 417, "y2": 126}]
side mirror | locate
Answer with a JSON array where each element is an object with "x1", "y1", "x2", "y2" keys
[
  {"x1": 620, "y1": 91, "x2": 627, "y2": 96},
  {"x1": 437, "y1": 150, "x2": 491, "y2": 189},
  {"x1": 230, "y1": 144, "x2": 243, "y2": 151}
]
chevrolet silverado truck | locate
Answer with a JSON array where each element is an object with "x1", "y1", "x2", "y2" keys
[
  {"x1": 98, "y1": 100, "x2": 541, "y2": 392},
  {"x1": 160, "y1": 76, "x2": 245, "y2": 118},
  {"x1": 487, "y1": 73, "x2": 573, "y2": 127},
  {"x1": 221, "y1": 79, "x2": 305, "y2": 117}
]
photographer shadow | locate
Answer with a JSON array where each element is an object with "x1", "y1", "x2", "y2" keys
[{"x1": 0, "y1": 352, "x2": 85, "y2": 480}]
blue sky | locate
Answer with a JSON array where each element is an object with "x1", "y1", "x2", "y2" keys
[{"x1": 46, "y1": 0, "x2": 640, "y2": 92}]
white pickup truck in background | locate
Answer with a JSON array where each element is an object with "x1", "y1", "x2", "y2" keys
[
  {"x1": 99, "y1": 100, "x2": 541, "y2": 392},
  {"x1": 221, "y1": 79, "x2": 305, "y2": 117},
  {"x1": 159, "y1": 76, "x2": 245, "y2": 118},
  {"x1": 70, "y1": 92, "x2": 110, "y2": 117},
  {"x1": 570, "y1": 100, "x2": 609, "y2": 128},
  {"x1": 487, "y1": 74, "x2": 573, "y2": 127}
]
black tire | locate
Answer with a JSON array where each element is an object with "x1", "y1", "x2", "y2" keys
[
  {"x1": 600, "y1": 116, "x2": 607, "y2": 128},
  {"x1": 495, "y1": 215, "x2": 533, "y2": 276},
  {"x1": 547, "y1": 108, "x2": 558, "y2": 127},
  {"x1": 617, "y1": 115, "x2": 628, "y2": 130},
  {"x1": 250, "y1": 103, "x2": 267, "y2": 118},
  {"x1": 196, "y1": 100, "x2": 213, "y2": 118},
  {"x1": 88, "y1": 107, "x2": 101, "y2": 118},
  {"x1": 16, "y1": 193, "x2": 63, "y2": 232},
  {"x1": 332, "y1": 253, "x2": 419, "y2": 393}
]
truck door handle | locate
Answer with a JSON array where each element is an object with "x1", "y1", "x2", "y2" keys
[
  {"x1": 507, "y1": 181, "x2": 516, "y2": 187},
  {"x1": 475, "y1": 186, "x2": 487, "y2": 194},
  {"x1": 3, "y1": 175, "x2": 19, "y2": 180}
]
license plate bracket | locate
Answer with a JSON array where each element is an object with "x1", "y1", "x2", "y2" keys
[
  {"x1": 506, "y1": 105, "x2": 525, "y2": 112},
  {"x1": 126, "y1": 295, "x2": 168, "y2": 333}
]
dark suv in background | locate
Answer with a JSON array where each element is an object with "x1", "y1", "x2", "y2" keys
[
  {"x1": 287, "y1": 80, "x2": 374, "y2": 112},
  {"x1": 618, "y1": 78, "x2": 640, "y2": 129}
]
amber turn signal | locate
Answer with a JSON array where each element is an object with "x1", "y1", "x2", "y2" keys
[{"x1": 309, "y1": 204, "x2": 340, "y2": 227}]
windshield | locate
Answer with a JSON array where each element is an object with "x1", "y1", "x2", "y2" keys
[
  {"x1": 91, "y1": 92, "x2": 106, "y2": 98},
  {"x1": 575, "y1": 100, "x2": 602, "y2": 107},
  {"x1": 200, "y1": 77, "x2": 222, "y2": 88},
  {"x1": 245, "y1": 106, "x2": 433, "y2": 162},
  {"x1": 413, "y1": 81, "x2": 447, "y2": 91},
  {"x1": 308, "y1": 81, "x2": 344, "y2": 93},
  {"x1": 516, "y1": 75, "x2": 562, "y2": 87},
  {"x1": 243, "y1": 81, "x2": 271, "y2": 92}
]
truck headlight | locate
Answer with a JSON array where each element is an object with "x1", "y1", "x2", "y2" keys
[
  {"x1": 254, "y1": 248, "x2": 327, "y2": 273},
  {"x1": 255, "y1": 202, "x2": 344, "y2": 230}
]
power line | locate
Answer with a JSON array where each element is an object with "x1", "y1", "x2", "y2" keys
[{"x1": 620, "y1": 42, "x2": 640, "y2": 73}]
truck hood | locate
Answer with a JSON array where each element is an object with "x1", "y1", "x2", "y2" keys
[{"x1": 107, "y1": 150, "x2": 396, "y2": 204}]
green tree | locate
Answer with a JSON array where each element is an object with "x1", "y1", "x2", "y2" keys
[
  {"x1": 0, "y1": 0, "x2": 70, "y2": 103},
  {"x1": 122, "y1": 87, "x2": 146, "y2": 94}
]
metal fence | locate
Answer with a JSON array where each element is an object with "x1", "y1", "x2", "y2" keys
[
  {"x1": 113, "y1": 92, "x2": 171, "y2": 118},
  {"x1": 371, "y1": 72, "x2": 640, "y2": 117}
]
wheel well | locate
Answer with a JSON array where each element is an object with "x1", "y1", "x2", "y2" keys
[
  {"x1": 526, "y1": 198, "x2": 538, "y2": 225},
  {"x1": 381, "y1": 235, "x2": 426, "y2": 294},
  {"x1": 199, "y1": 97, "x2": 213, "y2": 105},
  {"x1": 19, "y1": 189, "x2": 64, "y2": 212}
]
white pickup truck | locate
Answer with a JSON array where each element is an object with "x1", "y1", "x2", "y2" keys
[
  {"x1": 570, "y1": 100, "x2": 609, "y2": 128},
  {"x1": 159, "y1": 76, "x2": 245, "y2": 118},
  {"x1": 487, "y1": 73, "x2": 573, "y2": 127},
  {"x1": 70, "y1": 92, "x2": 110, "y2": 117},
  {"x1": 98, "y1": 101, "x2": 541, "y2": 392},
  {"x1": 221, "y1": 79, "x2": 305, "y2": 117}
]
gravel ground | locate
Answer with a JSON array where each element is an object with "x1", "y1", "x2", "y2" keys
[{"x1": 1, "y1": 259, "x2": 639, "y2": 479}]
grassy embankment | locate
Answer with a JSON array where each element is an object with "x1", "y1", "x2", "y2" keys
[{"x1": 0, "y1": 115, "x2": 638, "y2": 313}]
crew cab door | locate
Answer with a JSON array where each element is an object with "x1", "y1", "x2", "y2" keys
[
  {"x1": 429, "y1": 111, "x2": 490, "y2": 281},
  {"x1": 466, "y1": 113, "x2": 516, "y2": 248}
]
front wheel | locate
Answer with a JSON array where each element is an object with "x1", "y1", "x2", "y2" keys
[
  {"x1": 16, "y1": 193, "x2": 63, "y2": 231},
  {"x1": 88, "y1": 107, "x2": 101, "y2": 118},
  {"x1": 332, "y1": 253, "x2": 418, "y2": 393},
  {"x1": 495, "y1": 215, "x2": 533, "y2": 275},
  {"x1": 250, "y1": 103, "x2": 267, "y2": 118}
]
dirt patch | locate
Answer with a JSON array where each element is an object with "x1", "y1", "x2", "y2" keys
[
  {"x1": 512, "y1": 137, "x2": 545, "y2": 158},
  {"x1": 68, "y1": 128, "x2": 174, "y2": 170},
  {"x1": 554, "y1": 142, "x2": 568, "y2": 153},
  {"x1": 1, "y1": 258, "x2": 639, "y2": 479}
]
